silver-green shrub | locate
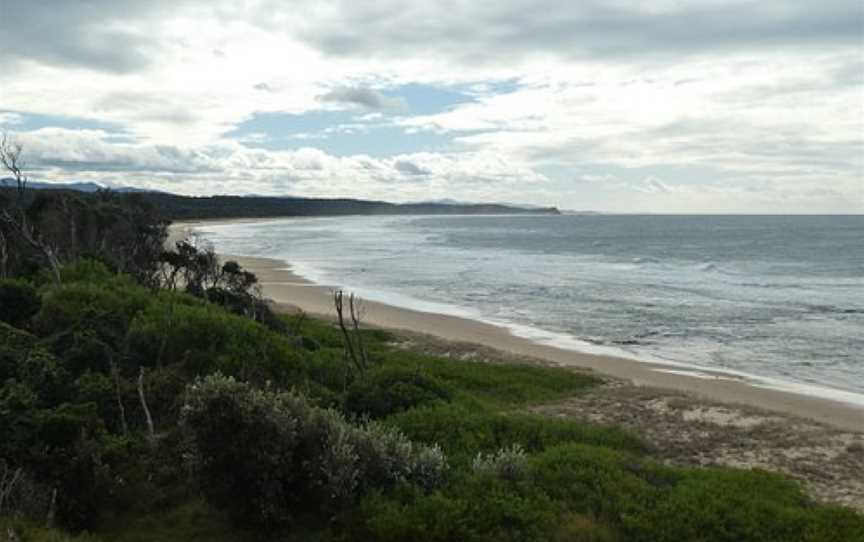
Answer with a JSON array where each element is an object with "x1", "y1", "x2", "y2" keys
[
  {"x1": 472, "y1": 444, "x2": 529, "y2": 482},
  {"x1": 181, "y1": 373, "x2": 447, "y2": 528}
]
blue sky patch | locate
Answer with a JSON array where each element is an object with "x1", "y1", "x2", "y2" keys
[
  {"x1": 2, "y1": 110, "x2": 124, "y2": 134},
  {"x1": 225, "y1": 110, "x2": 456, "y2": 156}
]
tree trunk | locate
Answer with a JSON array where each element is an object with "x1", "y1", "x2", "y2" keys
[{"x1": 138, "y1": 367, "x2": 156, "y2": 444}]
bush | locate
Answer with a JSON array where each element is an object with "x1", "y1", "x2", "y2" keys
[
  {"x1": 530, "y1": 444, "x2": 661, "y2": 522},
  {"x1": 126, "y1": 303, "x2": 306, "y2": 384},
  {"x1": 345, "y1": 367, "x2": 452, "y2": 419},
  {"x1": 34, "y1": 278, "x2": 152, "y2": 347},
  {"x1": 382, "y1": 351, "x2": 599, "y2": 407},
  {"x1": 354, "y1": 472, "x2": 561, "y2": 542},
  {"x1": 0, "y1": 278, "x2": 41, "y2": 328},
  {"x1": 622, "y1": 468, "x2": 862, "y2": 542},
  {"x1": 0, "y1": 321, "x2": 39, "y2": 372},
  {"x1": 59, "y1": 259, "x2": 115, "y2": 283},
  {"x1": 180, "y1": 374, "x2": 301, "y2": 529},
  {"x1": 388, "y1": 402, "x2": 644, "y2": 464},
  {"x1": 181, "y1": 374, "x2": 448, "y2": 530},
  {"x1": 473, "y1": 444, "x2": 529, "y2": 482}
]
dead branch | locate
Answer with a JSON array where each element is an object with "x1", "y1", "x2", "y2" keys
[
  {"x1": 138, "y1": 366, "x2": 156, "y2": 444},
  {"x1": 0, "y1": 462, "x2": 23, "y2": 516},
  {"x1": 0, "y1": 229, "x2": 8, "y2": 279},
  {"x1": 0, "y1": 134, "x2": 62, "y2": 286},
  {"x1": 334, "y1": 289, "x2": 361, "y2": 373},
  {"x1": 348, "y1": 293, "x2": 369, "y2": 371},
  {"x1": 333, "y1": 289, "x2": 370, "y2": 375}
]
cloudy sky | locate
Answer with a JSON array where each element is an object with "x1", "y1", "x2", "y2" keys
[{"x1": 1, "y1": 0, "x2": 862, "y2": 212}]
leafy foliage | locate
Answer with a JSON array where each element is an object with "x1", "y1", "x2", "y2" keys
[
  {"x1": 0, "y1": 279, "x2": 40, "y2": 328},
  {"x1": 181, "y1": 374, "x2": 447, "y2": 530},
  {"x1": 345, "y1": 366, "x2": 452, "y2": 419}
]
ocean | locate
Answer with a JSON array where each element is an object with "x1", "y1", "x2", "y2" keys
[{"x1": 196, "y1": 214, "x2": 864, "y2": 405}]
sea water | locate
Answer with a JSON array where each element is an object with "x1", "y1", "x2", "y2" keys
[{"x1": 196, "y1": 214, "x2": 864, "y2": 404}]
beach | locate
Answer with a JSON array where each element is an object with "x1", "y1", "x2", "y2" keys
[
  {"x1": 169, "y1": 219, "x2": 864, "y2": 508},
  {"x1": 169, "y1": 220, "x2": 864, "y2": 432}
]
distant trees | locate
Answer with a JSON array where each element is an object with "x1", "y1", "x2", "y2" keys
[{"x1": 0, "y1": 134, "x2": 169, "y2": 286}]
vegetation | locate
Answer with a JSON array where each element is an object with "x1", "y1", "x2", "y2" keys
[
  {"x1": 1, "y1": 138, "x2": 861, "y2": 541},
  {"x1": 127, "y1": 192, "x2": 561, "y2": 221}
]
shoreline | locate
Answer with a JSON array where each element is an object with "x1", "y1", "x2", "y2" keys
[{"x1": 168, "y1": 220, "x2": 864, "y2": 433}]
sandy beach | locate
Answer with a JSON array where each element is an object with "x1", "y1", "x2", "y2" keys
[
  {"x1": 169, "y1": 220, "x2": 864, "y2": 432},
  {"x1": 168, "y1": 220, "x2": 864, "y2": 509}
]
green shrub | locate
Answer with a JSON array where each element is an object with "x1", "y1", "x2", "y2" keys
[
  {"x1": 0, "y1": 321, "x2": 40, "y2": 381},
  {"x1": 345, "y1": 367, "x2": 452, "y2": 419},
  {"x1": 388, "y1": 403, "x2": 643, "y2": 464},
  {"x1": 59, "y1": 259, "x2": 115, "y2": 283},
  {"x1": 802, "y1": 505, "x2": 864, "y2": 542},
  {"x1": 354, "y1": 472, "x2": 561, "y2": 542},
  {"x1": 126, "y1": 303, "x2": 306, "y2": 384},
  {"x1": 181, "y1": 374, "x2": 447, "y2": 531},
  {"x1": 381, "y1": 351, "x2": 599, "y2": 407},
  {"x1": 180, "y1": 374, "x2": 301, "y2": 529},
  {"x1": 472, "y1": 444, "x2": 529, "y2": 482},
  {"x1": 622, "y1": 468, "x2": 860, "y2": 542},
  {"x1": 34, "y1": 279, "x2": 152, "y2": 347},
  {"x1": 530, "y1": 444, "x2": 661, "y2": 521},
  {"x1": 0, "y1": 278, "x2": 41, "y2": 328}
]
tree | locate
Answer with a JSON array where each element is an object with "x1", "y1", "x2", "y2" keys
[
  {"x1": 333, "y1": 289, "x2": 369, "y2": 375},
  {"x1": 0, "y1": 133, "x2": 62, "y2": 286},
  {"x1": 0, "y1": 134, "x2": 168, "y2": 286}
]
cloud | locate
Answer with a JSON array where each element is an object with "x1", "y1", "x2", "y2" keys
[
  {"x1": 4, "y1": 127, "x2": 549, "y2": 200},
  {"x1": 319, "y1": 86, "x2": 407, "y2": 111},
  {"x1": 393, "y1": 160, "x2": 430, "y2": 176},
  {"x1": 0, "y1": 0, "x2": 164, "y2": 73},
  {"x1": 290, "y1": 1, "x2": 863, "y2": 65}
]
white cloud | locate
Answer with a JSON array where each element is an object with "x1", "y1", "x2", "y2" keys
[{"x1": 7, "y1": 127, "x2": 549, "y2": 203}]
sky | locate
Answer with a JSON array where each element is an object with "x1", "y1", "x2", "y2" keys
[{"x1": 0, "y1": 0, "x2": 862, "y2": 213}]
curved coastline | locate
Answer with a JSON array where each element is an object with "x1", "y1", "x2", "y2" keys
[{"x1": 169, "y1": 220, "x2": 864, "y2": 432}]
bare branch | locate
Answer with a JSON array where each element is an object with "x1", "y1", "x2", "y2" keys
[
  {"x1": 138, "y1": 366, "x2": 156, "y2": 445},
  {"x1": 0, "y1": 134, "x2": 61, "y2": 285},
  {"x1": 333, "y1": 289, "x2": 369, "y2": 375},
  {"x1": 0, "y1": 132, "x2": 28, "y2": 200},
  {"x1": 348, "y1": 293, "x2": 369, "y2": 370}
]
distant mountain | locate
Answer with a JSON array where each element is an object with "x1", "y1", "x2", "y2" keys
[
  {"x1": 418, "y1": 198, "x2": 559, "y2": 210},
  {"x1": 0, "y1": 178, "x2": 161, "y2": 193},
  {"x1": 560, "y1": 210, "x2": 604, "y2": 215},
  {"x1": 0, "y1": 178, "x2": 103, "y2": 192}
]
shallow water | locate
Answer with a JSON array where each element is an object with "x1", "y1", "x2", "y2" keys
[{"x1": 197, "y1": 214, "x2": 864, "y2": 403}]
